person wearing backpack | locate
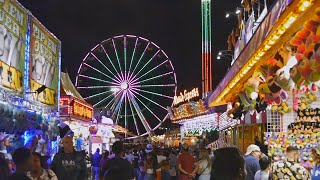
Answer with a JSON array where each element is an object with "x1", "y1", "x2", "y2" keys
[{"x1": 101, "y1": 141, "x2": 134, "y2": 180}]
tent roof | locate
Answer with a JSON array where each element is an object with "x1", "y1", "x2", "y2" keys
[{"x1": 60, "y1": 72, "x2": 85, "y2": 101}]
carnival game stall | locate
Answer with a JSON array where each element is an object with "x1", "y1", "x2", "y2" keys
[
  {"x1": 0, "y1": 0, "x2": 61, "y2": 160},
  {"x1": 208, "y1": 0, "x2": 320, "y2": 167}
]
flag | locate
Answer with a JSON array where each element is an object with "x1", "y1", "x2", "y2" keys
[
  {"x1": 231, "y1": 29, "x2": 236, "y2": 46},
  {"x1": 227, "y1": 34, "x2": 232, "y2": 50},
  {"x1": 244, "y1": 0, "x2": 250, "y2": 12}
]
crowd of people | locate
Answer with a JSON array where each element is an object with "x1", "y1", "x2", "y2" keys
[{"x1": 1, "y1": 135, "x2": 320, "y2": 180}]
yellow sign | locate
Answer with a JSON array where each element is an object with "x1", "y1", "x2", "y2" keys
[
  {"x1": 30, "y1": 79, "x2": 55, "y2": 105},
  {"x1": 73, "y1": 101, "x2": 93, "y2": 120},
  {"x1": 29, "y1": 16, "x2": 60, "y2": 106},
  {"x1": 173, "y1": 88, "x2": 200, "y2": 106},
  {"x1": 0, "y1": 0, "x2": 28, "y2": 92}
]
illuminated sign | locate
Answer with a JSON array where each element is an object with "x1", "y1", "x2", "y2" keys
[
  {"x1": 73, "y1": 100, "x2": 93, "y2": 120},
  {"x1": 29, "y1": 15, "x2": 60, "y2": 106},
  {"x1": 173, "y1": 88, "x2": 200, "y2": 106},
  {"x1": 60, "y1": 96, "x2": 93, "y2": 121},
  {"x1": 0, "y1": 0, "x2": 28, "y2": 92}
]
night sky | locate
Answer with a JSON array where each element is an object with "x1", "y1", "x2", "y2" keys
[
  {"x1": 18, "y1": 0, "x2": 241, "y2": 92},
  {"x1": 17, "y1": 0, "x2": 245, "y2": 134}
]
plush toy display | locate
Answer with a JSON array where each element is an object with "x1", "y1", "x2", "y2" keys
[{"x1": 266, "y1": 104, "x2": 320, "y2": 170}]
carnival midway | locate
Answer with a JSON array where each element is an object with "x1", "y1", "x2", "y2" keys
[{"x1": 0, "y1": 0, "x2": 320, "y2": 180}]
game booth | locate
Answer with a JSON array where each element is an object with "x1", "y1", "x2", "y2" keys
[
  {"x1": 208, "y1": 0, "x2": 320, "y2": 169},
  {"x1": 0, "y1": 0, "x2": 61, "y2": 161}
]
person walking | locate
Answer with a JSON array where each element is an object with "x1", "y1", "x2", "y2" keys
[
  {"x1": 244, "y1": 144, "x2": 261, "y2": 180},
  {"x1": 8, "y1": 147, "x2": 32, "y2": 180},
  {"x1": 51, "y1": 136, "x2": 88, "y2": 180},
  {"x1": 99, "y1": 150, "x2": 109, "y2": 176},
  {"x1": 92, "y1": 148, "x2": 102, "y2": 180},
  {"x1": 210, "y1": 147, "x2": 246, "y2": 180},
  {"x1": 178, "y1": 144, "x2": 196, "y2": 180},
  {"x1": 254, "y1": 155, "x2": 271, "y2": 180},
  {"x1": 271, "y1": 146, "x2": 310, "y2": 180},
  {"x1": 169, "y1": 150, "x2": 178, "y2": 180},
  {"x1": 101, "y1": 141, "x2": 134, "y2": 180},
  {"x1": 195, "y1": 149, "x2": 212, "y2": 180},
  {"x1": 27, "y1": 152, "x2": 58, "y2": 180},
  {"x1": 143, "y1": 152, "x2": 158, "y2": 180},
  {"x1": 310, "y1": 148, "x2": 320, "y2": 180}
]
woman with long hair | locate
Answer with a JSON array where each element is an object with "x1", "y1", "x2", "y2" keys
[
  {"x1": 27, "y1": 152, "x2": 58, "y2": 180},
  {"x1": 196, "y1": 149, "x2": 212, "y2": 180},
  {"x1": 310, "y1": 148, "x2": 320, "y2": 180},
  {"x1": 143, "y1": 152, "x2": 158, "y2": 180},
  {"x1": 210, "y1": 147, "x2": 246, "y2": 180}
]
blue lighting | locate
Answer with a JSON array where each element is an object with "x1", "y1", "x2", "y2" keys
[{"x1": 24, "y1": 17, "x2": 31, "y2": 99}]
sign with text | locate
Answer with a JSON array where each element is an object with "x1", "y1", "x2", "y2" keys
[
  {"x1": 0, "y1": 0, "x2": 28, "y2": 92},
  {"x1": 29, "y1": 16, "x2": 60, "y2": 106},
  {"x1": 73, "y1": 100, "x2": 93, "y2": 121},
  {"x1": 173, "y1": 88, "x2": 200, "y2": 106}
]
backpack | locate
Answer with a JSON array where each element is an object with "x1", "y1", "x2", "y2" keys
[{"x1": 103, "y1": 158, "x2": 129, "y2": 180}]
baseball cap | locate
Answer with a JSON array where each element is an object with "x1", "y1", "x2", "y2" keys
[
  {"x1": 145, "y1": 144, "x2": 153, "y2": 153},
  {"x1": 245, "y1": 144, "x2": 261, "y2": 156}
]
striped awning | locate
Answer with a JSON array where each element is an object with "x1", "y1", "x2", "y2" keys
[{"x1": 241, "y1": 111, "x2": 267, "y2": 124}]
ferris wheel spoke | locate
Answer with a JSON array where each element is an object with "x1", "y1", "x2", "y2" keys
[
  {"x1": 77, "y1": 85, "x2": 115, "y2": 89},
  {"x1": 129, "y1": 42, "x2": 150, "y2": 82},
  {"x1": 114, "y1": 92, "x2": 125, "y2": 125},
  {"x1": 112, "y1": 39, "x2": 124, "y2": 80},
  {"x1": 103, "y1": 91, "x2": 121, "y2": 109},
  {"x1": 132, "y1": 84, "x2": 176, "y2": 88},
  {"x1": 124, "y1": 92, "x2": 128, "y2": 137},
  {"x1": 132, "y1": 71, "x2": 174, "y2": 85},
  {"x1": 124, "y1": 36, "x2": 127, "y2": 77},
  {"x1": 78, "y1": 74, "x2": 119, "y2": 86},
  {"x1": 83, "y1": 90, "x2": 113, "y2": 100},
  {"x1": 128, "y1": 37, "x2": 138, "y2": 74},
  {"x1": 92, "y1": 92, "x2": 115, "y2": 107},
  {"x1": 100, "y1": 44, "x2": 123, "y2": 82},
  {"x1": 130, "y1": 50, "x2": 160, "y2": 82},
  {"x1": 91, "y1": 52, "x2": 122, "y2": 83},
  {"x1": 128, "y1": 96, "x2": 140, "y2": 135},
  {"x1": 132, "y1": 60, "x2": 169, "y2": 83},
  {"x1": 130, "y1": 89, "x2": 167, "y2": 111},
  {"x1": 128, "y1": 92, "x2": 154, "y2": 136},
  {"x1": 131, "y1": 87, "x2": 173, "y2": 100},
  {"x1": 82, "y1": 62, "x2": 121, "y2": 84}
]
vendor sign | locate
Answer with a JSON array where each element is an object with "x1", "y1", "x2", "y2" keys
[
  {"x1": 29, "y1": 15, "x2": 60, "y2": 105},
  {"x1": 0, "y1": 0, "x2": 28, "y2": 92}
]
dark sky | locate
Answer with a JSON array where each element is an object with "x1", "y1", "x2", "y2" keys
[{"x1": 18, "y1": 0, "x2": 240, "y2": 92}]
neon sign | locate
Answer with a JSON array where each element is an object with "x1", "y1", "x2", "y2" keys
[
  {"x1": 173, "y1": 88, "x2": 200, "y2": 106},
  {"x1": 73, "y1": 100, "x2": 93, "y2": 120}
]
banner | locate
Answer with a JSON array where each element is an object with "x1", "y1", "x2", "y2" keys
[
  {"x1": 29, "y1": 16, "x2": 60, "y2": 106},
  {"x1": 0, "y1": 0, "x2": 28, "y2": 92}
]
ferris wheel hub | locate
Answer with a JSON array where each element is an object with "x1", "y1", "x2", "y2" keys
[{"x1": 120, "y1": 82, "x2": 129, "y2": 90}]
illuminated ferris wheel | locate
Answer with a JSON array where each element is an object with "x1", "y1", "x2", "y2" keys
[{"x1": 75, "y1": 35, "x2": 177, "y2": 138}]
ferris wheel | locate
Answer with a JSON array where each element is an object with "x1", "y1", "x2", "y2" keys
[{"x1": 75, "y1": 35, "x2": 177, "y2": 138}]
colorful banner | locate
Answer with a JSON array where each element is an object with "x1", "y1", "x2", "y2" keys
[
  {"x1": 29, "y1": 16, "x2": 60, "y2": 105},
  {"x1": 0, "y1": 0, "x2": 28, "y2": 92},
  {"x1": 209, "y1": 0, "x2": 293, "y2": 105}
]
